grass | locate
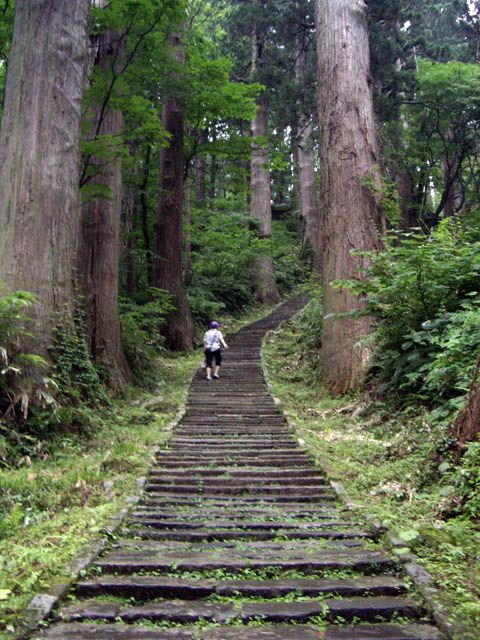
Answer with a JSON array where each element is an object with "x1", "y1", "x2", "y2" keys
[{"x1": 261, "y1": 304, "x2": 480, "y2": 640}]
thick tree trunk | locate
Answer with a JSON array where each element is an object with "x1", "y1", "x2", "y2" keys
[
  {"x1": 78, "y1": 29, "x2": 130, "y2": 386},
  {"x1": 209, "y1": 152, "x2": 217, "y2": 201},
  {"x1": 0, "y1": 0, "x2": 89, "y2": 357},
  {"x1": 184, "y1": 171, "x2": 193, "y2": 286},
  {"x1": 124, "y1": 144, "x2": 139, "y2": 296},
  {"x1": 195, "y1": 130, "x2": 207, "y2": 203},
  {"x1": 452, "y1": 355, "x2": 480, "y2": 450},
  {"x1": 152, "y1": 31, "x2": 194, "y2": 351},
  {"x1": 294, "y1": 27, "x2": 319, "y2": 256},
  {"x1": 250, "y1": 23, "x2": 280, "y2": 304},
  {"x1": 316, "y1": 0, "x2": 384, "y2": 395},
  {"x1": 140, "y1": 145, "x2": 153, "y2": 286}
]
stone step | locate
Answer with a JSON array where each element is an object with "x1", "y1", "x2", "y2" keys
[
  {"x1": 122, "y1": 528, "x2": 370, "y2": 542},
  {"x1": 148, "y1": 469, "x2": 325, "y2": 479},
  {"x1": 156, "y1": 450, "x2": 310, "y2": 458},
  {"x1": 61, "y1": 596, "x2": 421, "y2": 625},
  {"x1": 146, "y1": 476, "x2": 327, "y2": 485},
  {"x1": 76, "y1": 575, "x2": 407, "y2": 600},
  {"x1": 136, "y1": 500, "x2": 339, "y2": 515},
  {"x1": 170, "y1": 439, "x2": 298, "y2": 446},
  {"x1": 143, "y1": 484, "x2": 333, "y2": 496},
  {"x1": 153, "y1": 458, "x2": 313, "y2": 468},
  {"x1": 115, "y1": 539, "x2": 367, "y2": 553},
  {"x1": 142, "y1": 492, "x2": 336, "y2": 503},
  {"x1": 325, "y1": 626, "x2": 445, "y2": 640},
  {"x1": 128, "y1": 518, "x2": 358, "y2": 530},
  {"x1": 36, "y1": 623, "x2": 322, "y2": 639},
  {"x1": 132, "y1": 509, "x2": 340, "y2": 521},
  {"x1": 97, "y1": 549, "x2": 396, "y2": 574},
  {"x1": 137, "y1": 496, "x2": 335, "y2": 507}
]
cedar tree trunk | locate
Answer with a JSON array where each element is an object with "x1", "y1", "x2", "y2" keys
[
  {"x1": 124, "y1": 143, "x2": 139, "y2": 296},
  {"x1": 452, "y1": 355, "x2": 480, "y2": 449},
  {"x1": 250, "y1": 23, "x2": 280, "y2": 304},
  {"x1": 195, "y1": 130, "x2": 207, "y2": 203},
  {"x1": 78, "y1": 29, "x2": 130, "y2": 385},
  {"x1": 0, "y1": 0, "x2": 90, "y2": 356},
  {"x1": 294, "y1": 33, "x2": 320, "y2": 259},
  {"x1": 152, "y1": 31, "x2": 194, "y2": 351},
  {"x1": 316, "y1": 0, "x2": 384, "y2": 395}
]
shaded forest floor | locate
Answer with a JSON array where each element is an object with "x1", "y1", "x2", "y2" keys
[
  {"x1": 0, "y1": 304, "x2": 277, "y2": 637},
  {"x1": 262, "y1": 308, "x2": 480, "y2": 640}
]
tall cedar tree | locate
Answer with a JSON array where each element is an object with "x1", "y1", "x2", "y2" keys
[
  {"x1": 250, "y1": 2, "x2": 280, "y2": 304},
  {"x1": 293, "y1": 1, "x2": 319, "y2": 258},
  {"x1": 316, "y1": 0, "x2": 384, "y2": 395},
  {"x1": 0, "y1": 0, "x2": 90, "y2": 357},
  {"x1": 78, "y1": 27, "x2": 130, "y2": 386},
  {"x1": 152, "y1": 29, "x2": 195, "y2": 350}
]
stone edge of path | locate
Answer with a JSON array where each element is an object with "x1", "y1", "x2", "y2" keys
[
  {"x1": 16, "y1": 379, "x2": 196, "y2": 640},
  {"x1": 261, "y1": 319, "x2": 464, "y2": 640}
]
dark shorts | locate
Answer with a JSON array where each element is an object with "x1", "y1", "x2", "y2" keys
[{"x1": 204, "y1": 348, "x2": 222, "y2": 367}]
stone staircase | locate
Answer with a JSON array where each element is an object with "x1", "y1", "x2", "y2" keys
[{"x1": 35, "y1": 297, "x2": 444, "y2": 639}]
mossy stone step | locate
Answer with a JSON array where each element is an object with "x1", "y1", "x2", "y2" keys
[
  {"x1": 61, "y1": 596, "x2": 421, "y2": 624},
  {"x1": 324, "y1": 625, "x2": 445, "y2": 639},
  {"x1": 75, "y1": 575, "x2": 407, "y2": 600},
  {"x1": 123, "y1": 528, "x2": 370, "y2": 542},
  {"x1": 127, "y1": 518, "x2": 358, "y2": 530},
  {"x1": 148, "y1": 469, "x2": 326, "y2": 479},
  {"x1": 97, "y1": 549, "x2": 396, "y2": 574},
  {"x1": 37, "y1": 623, "x2": 323, "y2": 639}
]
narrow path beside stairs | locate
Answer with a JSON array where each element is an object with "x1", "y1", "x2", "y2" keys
[{"x1": 35, "y1": 297, "x2": 445, "y2": 640}]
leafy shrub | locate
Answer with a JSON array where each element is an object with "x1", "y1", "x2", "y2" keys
[
  {"x1": 272, "y1": 214, "x2": 309, "y2": 293},
  {"x1": 0, "y1": 291, "x2": 51, "y2": 415},
  {"x1": 188, "y1": 207, "x2": 256, "y2": 314},
  {"x1": 439, "y1": 441, "x2": 480, "y2": 519},
  {"x1": 50, "y1": 306, "x2": 107, "y2": 405},
  {"x1": 346, "y1": 219, "x2": 480, "y2": 410},
  {"x1": 119, "y1": 288, "x2": 174, "y2": 374}
]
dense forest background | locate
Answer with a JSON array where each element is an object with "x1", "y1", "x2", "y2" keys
[
  {"x1": 2, "y1": 0, "x2": 480, "y2": 633},
  {"x1": 1, "y1": 0, "x2": 479, "y2": 448}
]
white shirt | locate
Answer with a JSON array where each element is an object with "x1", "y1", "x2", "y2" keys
[{"x1": 204, "y1": 329, "x2": 223, "y2": 351}]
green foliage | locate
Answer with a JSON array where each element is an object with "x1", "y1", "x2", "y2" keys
[
  {"x1": 49, "y1": 306, "x2": 107, "y2": 406},
  {"x1": 119, "y1": 288, "x2": 174, "y2": 374},
  {"x1": 0, "y1": 291, "x2": 49, "y2": 415},
  {"x1": 343, "y1": 218, "x2": 480, "y2": 417},
  {"x1": 271, "y1": 214, "x2": 310, "y2": 294}
]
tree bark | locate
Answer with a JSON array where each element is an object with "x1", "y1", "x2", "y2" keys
[
  {"x1": 316, "y1": 0, "x2": 384, "y2": 395},
  {"x1": 250, "y1": 21, "x2": 280, "y2": 304},
  {"x1": 195, "y1": 130, "x2": 207, "y2": 203},
  {"x1": 124, "y1": 143, "x2": 139, "y2": 296},
  {"x1": 184, "y1": 169, "x2": 193, "y2": 286},
  {"x1": 152, "y1": 31, "x2": 194, "y2": 351},
  {"x1": 0, "y1": 0, "x2": 90, "y2": 357},
  {"x1": 209, "y1": 128, "x2": 217, "y2": 201},
  {"x1": 140, "y1": 145, "x2": 153, "y2": 286},
  {"x1": 451, "y1": 355, "x2": 480, "y2": 450},
  {"x1": 78, "y1": 28, "x2": 130, "y2": 386},
  {"x1": 294, "y1": 25, "x2": 319, "y2": 257}
]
